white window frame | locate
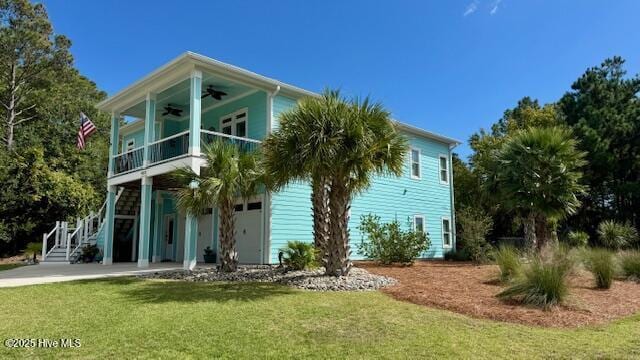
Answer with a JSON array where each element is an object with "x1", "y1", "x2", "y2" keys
[
  {"x1": 124, "y1": 139, "x2": 135, "y2": 152},
  {"x1": 219, "y1": 108, "x2": 249, "y2": 138},
  {"x1": 441, "y1": 216, "x2": 452, "y2": 249},
  {"x1": 413, "y1": 215, "x2": 425, "y2": 233},
  {"x1": 439, "y1": 154, "x2": 449, "y2": 185},
  {"x1": 410, "y1": 148, "x2": 421, "y2": 179}
]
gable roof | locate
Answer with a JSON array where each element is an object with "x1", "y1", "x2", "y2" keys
[{"x1": 98, "y1": 51, "x2": 460, "y2": 146}]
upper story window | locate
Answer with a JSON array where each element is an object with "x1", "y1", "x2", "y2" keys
[
  {"x1": 439, "y1": 155, "x2": 449, "y2": 184},
  {"x1": 413, "y1": 215, "x2": 425, "y2": 233},
  {"x1": 410, "y1": 148, "x2": 421, "y2": 179},
  {"x1": 125, "y1": 139, "x2": 135, "y2": 152},
  {"x1": 220, "y1": 109, "x2": 248, "y2": 138},
  {"x1": 442, "y1": 217, "x2": 452, "y2": 248}
]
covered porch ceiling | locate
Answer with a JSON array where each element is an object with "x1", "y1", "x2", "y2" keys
[{"x1": 122, "y1": 72, "x2": 254, "y2": 120}]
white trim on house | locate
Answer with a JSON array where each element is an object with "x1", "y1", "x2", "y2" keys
[
  {"x1": 413, "y1": 215, "x2": 425, "y2": 233},
  {"x1": 410, "y1": 148, "x2": 421, "y2": 180},
  {"x1": 441, "y1": 216, "x2": 452, "y2": 249},
  {"x1": 438, "y1": 154, "x2": 449, "y2": 185}
]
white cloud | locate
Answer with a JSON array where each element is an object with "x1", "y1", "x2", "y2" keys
[
  {"x1": 490, "y1": 0, "x2": 502, "y2": 15},
  {"x1": 463, "y1": 1, "x2": 479, "y2": 16}
]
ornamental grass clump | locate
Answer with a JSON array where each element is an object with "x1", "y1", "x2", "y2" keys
[
  {"x1": 565, "y1": 230, "x2": 589, "y2": 248},
  {"x1": 583, "y1": 248, "x2": 616, "y2": 289},
  {"x1": 497, "y1": 253, "x2": 572, "y2": 309},
  {"x1": 598, "y1": 220, "x2": 638, "y2": 249},
  {"x1": 493, "y1": 245, "x2": 522, "y2": 283},
  {"x1": 620, "y1": 251, "x2": 640, "y2": 281}
]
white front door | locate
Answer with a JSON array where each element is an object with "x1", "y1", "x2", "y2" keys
[
  {"x1": 198, "y1": 211, "x2": 213, "y2": 262},
  {"x1": 164, "y1": 215, "x2": 175, "y2": 261},
  {"x1": 234, "y1": 198, "x2": 263, "y2": 264}
]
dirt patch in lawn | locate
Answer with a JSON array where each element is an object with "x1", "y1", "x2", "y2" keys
[
  {"x1": 0, "y1": 255, "x2": 25, "y2": 264},
  {"x1": 358, "y1": 261, "x2": 640, "y2": 328}
]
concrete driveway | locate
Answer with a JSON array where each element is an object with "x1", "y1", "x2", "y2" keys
[{"x1": 0, "y1": 263, "x2": 185, "y2": 288}]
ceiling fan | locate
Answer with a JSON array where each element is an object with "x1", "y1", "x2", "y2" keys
[
  {"x1": 202, "y1": 85, "x2": 228, "y2": 100},
  {"x1": 162, "y1": 104, "x2": 183, "y2": 117}
]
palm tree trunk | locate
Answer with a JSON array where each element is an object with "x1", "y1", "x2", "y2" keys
[
  {"x1": 219, "y1": 198, "x2": 238, "y2": 272},
  {"x1": 326, "y1": 180, "x2": 352, "y2": 276},
  {"x1": 311, "y1": 175, "x2": 330, "y2": 265},
  {"x1": 523, "y1": 213, "x2": 537, "y2": 251},
  {"x1": 535, "y1": 215, "x2": 549, "y2": 250}
]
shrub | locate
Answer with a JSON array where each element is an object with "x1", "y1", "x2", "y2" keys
[
  {"x1": 497, "y1": 255, "x2": 571, "y2": 309},
  {"x1": 583, "y1": 248, "x2": 616, "y2": 289},
  {"x1": 564, "y1": 231, "x2": 589, "y2": 248},
  {"x1": 23, "y1": 242, "x2": 42, "y2": 261},
  {"x1": 281, "y1": 241, "x2": 318, "y2": 271},
  {"x1": 598, "y1": 220, "x2": 638, "y2": 249},
  {"x1": 620, "y1": 251, "x2": 640, "y2": 280},
  {"x1": 457, "y1": 207, "x2": 493, "y2": 263},
  {"x1": 493, "y1": 245, "x2": 522, "y2": 283},
  {"x1": 444, "y1": 248, "x2": 471, "y2": 261},
  {"x1": 358, "y1": 214, "x2": 430, "y2": 265}
]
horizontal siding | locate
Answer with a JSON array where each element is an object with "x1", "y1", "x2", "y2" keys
[
  {"x1": 271, "y1": 95, "x2": 298, "y2": 131},
  {"x1": 270, "y1": 133, "x2": 454, "y2": 263}
]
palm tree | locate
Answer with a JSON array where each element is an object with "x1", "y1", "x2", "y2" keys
[
  {"x1": 262, "y1": 90, "x2": 347, "y2": 260},
  {"x1": 324, "y1": 97, "x2": 407, "y2": 276},
  {"x1": 496, "y1": 126, "x2": 586, "y2": 250},
  {"x1": 174, "y1": 140, "x2": 262, "y2": 272},
  {"x1": 263, "y1": 91, "x2": 407, "y2": 276}
]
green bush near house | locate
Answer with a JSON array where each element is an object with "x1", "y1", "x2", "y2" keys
[
  {"x1": 457, "y1": 207, "x2": 493, "y2": 263},
  {"x1": 358, "y1": 214, "x2": 430, "y2": 265},
  {"x1": 493, "y1": 245, "x2": 522, "y2": 283},
  {"x1": 564, "y1": 230, "x2": 589, "y2": 248},
  {"x1": 583, "y1": 248, "x2": 616, "y2": 289},
  {"x1": 444, "y1": 248, "x2": 471, "y2": 261},
  {"x1": 620, "y1": 251, "x2": 640, "y2": 280},
  {"x1": 281, "y1": 241, "x2": 318, "y2": 271},
  {"x1": 598, "y1": 220, "x2": 639, "y2": 249},
  {"x1": 497, "y1": 252, "x2": 572, "y2": 309}
]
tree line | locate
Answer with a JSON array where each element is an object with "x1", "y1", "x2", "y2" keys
[
  {"x1": 455, "y1": 57, "x2": 640, "y2": 247},
  {"x1": 0, "y1": 0, "x2": 109, "y2": 256}
]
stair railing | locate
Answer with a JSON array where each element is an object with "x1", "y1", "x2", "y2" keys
[
  {"x1": 42, "y1": 221, "x2": 60, "y2": 259},
  {"x1": 42, "y1": 187, "x2": 125, "y2": 262}
]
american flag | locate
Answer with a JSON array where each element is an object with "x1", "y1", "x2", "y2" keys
[{"x1": 77, "y1": 112, "x2": 97, "y2": 150}]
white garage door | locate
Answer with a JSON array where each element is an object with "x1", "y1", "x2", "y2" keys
[{"x1": 234, "y1": 199, "x2": 263, "y2": 264}]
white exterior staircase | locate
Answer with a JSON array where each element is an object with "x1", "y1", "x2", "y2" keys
[{"x1": 41, "y1": 188, "x2": 127, "y2": 264}]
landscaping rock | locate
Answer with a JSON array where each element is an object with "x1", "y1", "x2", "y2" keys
[{"x1": 138, "y1": 265, "x2": 397, "y2": 291}]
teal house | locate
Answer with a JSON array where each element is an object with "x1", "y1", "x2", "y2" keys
[{"x1": 41, "y1": 52, "x2": 459, "y2": 269}]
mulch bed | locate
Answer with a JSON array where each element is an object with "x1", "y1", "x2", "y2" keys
[{"x1": 358, "y1": 260, "x2": 640, "y2": 328}]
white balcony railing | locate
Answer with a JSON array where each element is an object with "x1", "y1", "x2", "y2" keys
[
  {"x1": 111, "y1": 130, "x2": 261, "y2": 176},
  {"x1": 148, "y1": 130, "x2": 190, "y2": 165},
  {"x1": 113, "y1": 146, "x2": 144, "y2": 174},
  {"x1": 201, "y1": 130, "x2": 261, "y2": 153}
]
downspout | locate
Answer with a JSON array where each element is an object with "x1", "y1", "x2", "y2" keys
[
  {"x1": 263, "y1": 85, "x2": 281, "y2": 264},
  {"x1": 448, "y1": 143, "x2": 457, "y2": 252}
]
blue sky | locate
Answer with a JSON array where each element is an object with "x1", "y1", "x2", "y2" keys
[{"x1": 42, "y1": 0, "x2": 640, "y2": 159}]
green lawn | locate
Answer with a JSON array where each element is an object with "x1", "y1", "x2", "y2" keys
[
  {"x1": 0, "y1": 263, "x2": 23, "y2": 272},
  {"x1": 1, "y1": 278, "x2": 639, "y2": 359}
]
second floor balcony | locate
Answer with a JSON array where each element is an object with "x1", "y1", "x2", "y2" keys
[{"x1": 112, "y1": 129, "x2": 261, "y2": 176}]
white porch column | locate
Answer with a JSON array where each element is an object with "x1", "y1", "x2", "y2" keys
[
  {"x1": 143, "y1": 93, "x2": 156, "y2": 166},
  {"x1": 103, "y1": 185, "x2": 117, "y2": 265},
  {"x1": 108, "y1": 112, "x2": 120, "y2": 177},
  {"x1": 188, "y1": 69, "x2": 202, "y2": 157},
  {"x1": 183, "y1": 163, "x2": 200, "y2": 270},
  {"x1": 137, "y1": 176, "x2": 153, "y2": 268}
]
